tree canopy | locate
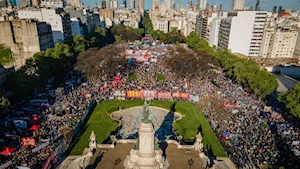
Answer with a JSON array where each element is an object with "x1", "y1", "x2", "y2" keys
[
  {"x1": 279, "y1": 83, "x2": 300, "y2": 119},
  {"x1": 0, "y1": 44, "x2": 13, "y2": 66},
  {"x1": 110, "y1": 24, "x2": 144, "y2": 42},
  {"x1": 75, "y1": 45, "x2": 126, "y2": 79},
  {"x1": 165, "y1": 46, "x2": 215, "y2": 79},
  {"x1": 186, "y1": 31, "x2": 278, "y2": 98}
]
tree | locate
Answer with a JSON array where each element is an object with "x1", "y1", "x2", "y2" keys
[
  {"x1": 279, "y1": 83, "x2": 300, "y2": 118},
  {"x1": 160, "y1": 29, "x2": 186, "y2": 44},
  {"x1": 45, "y1": 43, "x2": 73, "y2": 58},
  {"x1": 75, "y1": 45, "x2": 126, "y2": 79},
  {"x1": 165, "y1": 47, "x2": 215, "y2": 79},
  {"x1": 0, "y1": 44, "x2": 13, "y2": 66},
  {"x1": 72, "y1": 35, "x2": 90, "y2": 53}
]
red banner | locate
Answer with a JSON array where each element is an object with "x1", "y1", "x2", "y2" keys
[
  {"x1": 22, "y1": 138, "x2": 36, "y2": 146},
  {"x1": 172, "y1": 93, "x2": 189, "y2": 99},
  {"x1": 43, "y1": 152, "x2": 57, "y2": 169},
  {"x1": 140, "y1": 90, "x2": 157, "y2": 99},
  {"x1": 157, "y1": 92, "x2": 172, "y2": 100},
  {"x1": 126, "y1": 91, "x2": 141, "y2": 98}
]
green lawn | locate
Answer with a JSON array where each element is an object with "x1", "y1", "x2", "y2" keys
[
  {"x1": 129, "y1": 73, "x2": 137, "y2": 81},
  {"x1": 156, "y1": 73, "x2": 165, "y2": 81},
  {"x1": 67, "y1": 100, "x2": 227, "y2": 157}
]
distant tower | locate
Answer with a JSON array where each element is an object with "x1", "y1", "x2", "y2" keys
[
  {"x1": 255, "y1": 0, "x2": 260, "y2": 11},
  {"x1": 123, "y1": 0, "x2": 126, "y2": 8},
  {"x1": 164, "y1": 0, "x2": 170, "y2": 9},
  {"x1": 9, "y1": 0, "x2": 16, "y2": 5},
  {"x1": 199, "y1": 0, "x2": 206, "y2": 10},
  {"x1": 272, "y1": 6, "x2": 277, "y2": 13},
  {"x1": 130, "y1": 0, "x2": 135, "y2": 9},
  {"x1": 232, "y1": 0, "x2": 245, "y2": 11},
  {"x1": 205, "y1": 2, "x2": 209, "y2": 10},
  {"x1": 278, "y1": 6, "x2": 282, "y2": 13},
  {"x1": 101, "y1": 0, "x2": 106, "y2": 9},
  {"x1": 0, "y1": 0, "x2": 8, "y2": 7},
  {"x1": 178, "y1": 2, "x2": 182, "y2": 10},
  {"x1": 136, "y1": 0, "x2": 144, "y2": 14},
  {"x1": 219, "y1": 4, "x2": 224, "y2": 11}
]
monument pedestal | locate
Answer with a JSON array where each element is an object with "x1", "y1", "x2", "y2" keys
[{"x1": 124, "y1": 122, "x2": 169, "y2": 169}]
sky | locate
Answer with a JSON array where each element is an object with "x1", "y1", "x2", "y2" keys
[{"x1": 81, "y1": 0, "x2": 300, "y2": 11}]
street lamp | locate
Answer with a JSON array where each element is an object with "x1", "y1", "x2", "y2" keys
[{"x1": 188, "y1": 158, "x2": 194, "y2": 169}]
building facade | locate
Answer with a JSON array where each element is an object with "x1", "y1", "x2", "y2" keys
[
  {"x1": 0, "y1": 19, "x2": 53, "y2": 69},
  {"x1": 260, "y1": 25, "x2": 298, "y2": 58},
  {"x1": 153, "y1": 18, "x2": 168, "y2": 33},
  {"x1": 40, "y1": 0, "x2": 66, "y2": 8},
  {"x1": 232, "y1": 0, "x2": 245, "y2": 11},
  {"x1": 218, "y1": 11, "x2": 267, "y2": 57},
  {"x1": 18, "y1": 8, "x2": 71, "y2": 43}
]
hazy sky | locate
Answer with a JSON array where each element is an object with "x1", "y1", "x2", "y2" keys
[{"x1": 82, "y1": 0, "x2": 300, "y2": 11}]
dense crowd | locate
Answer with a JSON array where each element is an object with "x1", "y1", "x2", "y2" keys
[{"x1": 0, "y1": 40, "x2": 299, "y2": 169}]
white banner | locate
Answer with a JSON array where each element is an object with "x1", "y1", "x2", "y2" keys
[{"x1": 32, "y1": 142, "x2": 49, "y2": 153}]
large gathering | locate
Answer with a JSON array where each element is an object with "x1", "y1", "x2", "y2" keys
[{"x1": 0, "y1": 35, "x2": 299, "y2": 169}]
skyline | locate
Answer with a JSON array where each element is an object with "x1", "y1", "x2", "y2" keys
[{"x1": 80, "y1": 0, "x2": 300, "y2": 12}]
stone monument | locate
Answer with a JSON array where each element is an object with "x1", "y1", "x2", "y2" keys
[
  {"x1": 124, "y1": 101, "x2": 169, "y2": 169},
  {"x1": 89, "y1": 131, "x2": 97, "y2": 152}
]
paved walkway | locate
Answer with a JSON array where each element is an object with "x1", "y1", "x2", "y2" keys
[{"x1": 111, "y1": 106, "x2": 181, "y2": 139}]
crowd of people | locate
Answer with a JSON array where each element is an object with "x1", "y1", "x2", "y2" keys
[{"x1": 0, "y1": 38, "x2": 299, "y2": 169}]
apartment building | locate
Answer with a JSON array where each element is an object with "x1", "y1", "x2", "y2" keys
[
  {"x1": 260, "y1": 25, "x2": 298, "y2": 58},
  {"x1": 217, "y1": 11, "x2": 267, "y2": 57},
  {"x1": 153, "y1": 18, "x2": 169, "y2": 33},
  {"x1": 18, "y1": 8, "x2": 71, "y2": 43},
  {"x1": 0, "y1": 19, "x2": 53, "y2": 69}
]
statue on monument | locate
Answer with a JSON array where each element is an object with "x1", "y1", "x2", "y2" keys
[{"x1": 141, "y1": 100, "x2": 153, "y2": 123}]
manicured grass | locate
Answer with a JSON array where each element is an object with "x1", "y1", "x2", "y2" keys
[
  {"x1": 67, "y1": 100, "x2": 227, "y2": 157},
  {"x1": 129, "y1": 73, "x2": 137, "y2": 81},
  {"x1": 156, "y1": 74, "x2": 165, "y2": 81}
]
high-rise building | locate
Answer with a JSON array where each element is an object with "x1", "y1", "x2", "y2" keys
[
  {"x1": 123, "y1": 0, "x2": 126, "y2": 8},
  {"x1": 0, "y1": 0, "x2": 7, "y2": 7},
  {"x1": 255, "y1": 0, "x2": 260, "y2": 11},
  {"x1": 294, "y1": 27, "x2": 300, "y2": 58},
  {"x1": 278, "y1": 6, "x2": 283, "y2": 13},
  {"x1": 0, "y1": 19, "x2": 53, "y2": 69},
  {"x1": 130, "y1": 0, "x2": 135, "y2": 9},
  {"x1": 195, "y1": 15, "x2": 207, "y2": 39},
  {"x1": 112, "y1": 0, "x2": 117, "y2": 8},
  {"x1": 9, "y1": 0, "x2": 16, "y2": 6},
  {"x1": 218, "y1": 11, "x2": 267, "y2": 57},
  {"x1": 260, "y1": 25, "x2": 298, "y2": 58},
  {"x1": 69, "y1": 0, "x2": 82, "y2": 8},
  {"x1": 101, "y1": 0, "x2": 106, "y2": 9},
  {"x1": 136, "y1": 0, "x2": 144, "y2": 14},
  {"x1": 219, "y1": 4, "x2": 224, "y2": 11},
  {"x1": 232, "y1": 0, "x2": 245, "y2": 11},
  {"x1": 178, "y1": 2, "x2": 182, "y2": 11},
  {"x1": 272, "y1": 6, "x2": 277, "y2": 13},
  {"x1": 199, "y1": 0, "x2": 206, "y2": 10},
  {"x1": 153, "y1": 0, "x2": 158, "y2": 6},
  {"x1": 209, "y1": 12, "x2": 228, "y2": 47},
  {"x1": 164, "y1": 0, "x2": 170, "y2": 9},
  {"x1": 18, "y1": 8, "x2": 71, "y2": 44}
]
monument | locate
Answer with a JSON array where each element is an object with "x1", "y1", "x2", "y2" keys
[{"x1": 124, "y1": 101, "x2": 169, "y2": 169}]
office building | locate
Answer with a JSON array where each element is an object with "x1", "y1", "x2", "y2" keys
[
  {"x1": 0, "y1": 19, "x2": 53, "y2": 69},
  {"x1": 130, "y1": 0, "x2": 135, "y2": 9},
  {"x1": 209, "y1": 12, "x2": 228, "y2": 47},
  {"x1": 218, "y1": 11, "x2": 267, "y2": 57},
  {"x1": 232, "y1": 0, "x2": 245, "y2": 11},
  {"x1": 260, "y1": 25, "x2": 298, "y2": 58},
  {"x1": 0, "y1": 0, "x2": 7, "y2": 7},
  {"x1": 18, "y1": 8, "x2": 71, "y2": 43},
  {"x1": 136, "y1": 0, "x2": 144, "y2": 14},
  {"x1": 199, "y1": 0, "x2": 206, "y2": 10}
]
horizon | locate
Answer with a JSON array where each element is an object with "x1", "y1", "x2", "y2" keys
[{"x1": 78, "y1": 0, "x2": 300, "y2": 11}]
